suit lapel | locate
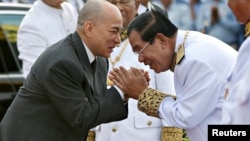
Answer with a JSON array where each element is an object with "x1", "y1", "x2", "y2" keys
[
  {"x1": 71, "y1": 32, "x2": 109, "y2": 96},
  {"x1": 72, "y1": 32, "x2": 95, "y2": 89}
]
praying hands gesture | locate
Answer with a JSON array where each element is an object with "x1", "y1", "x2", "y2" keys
[{"x1": 109, "y1": 67, "x2": 149, "y2": 99}]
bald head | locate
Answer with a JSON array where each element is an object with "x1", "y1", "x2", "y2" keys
[
  {"x1": 77, "y1": 0, "x2": 122, "y2": 29},
  {"x1": 76, "y1": 0, "x2": 123, "y2": 57}
]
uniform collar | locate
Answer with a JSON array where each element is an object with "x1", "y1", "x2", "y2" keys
[
  {"x1": 245, "y1": 22, "x2": 250, "y2": 37},
  {"x1": 120, "y1": 28, "x2": 128, "y2": 42},
  {"x1": 170, "y1": 30, "x2": 189, "y2": 72}
]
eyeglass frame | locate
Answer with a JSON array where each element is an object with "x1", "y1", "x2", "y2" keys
[{"x1": 134, "y1": 37, "x2": 155, "y2": 56}]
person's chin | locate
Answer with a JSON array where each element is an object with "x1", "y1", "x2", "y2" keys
[
  {"x1": 102, "y1": 53, "x2": 110, "y2": 58},
  {"x1": 151, "y1": 66, "x2": 160, "y2": 73},
  {"x1": 155, "y1": 70, "x2": 162, "y2": 73}
]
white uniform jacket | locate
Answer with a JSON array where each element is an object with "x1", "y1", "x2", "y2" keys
[
  {"x1": 17, "y1": 0, "x2": 78, "y2": 78},
  {"x1": 221, "y1": 36, "x2": 250, "y2": 124},
  {"x1": 159, "y1": 30, "x2": 238, "y2": 141}
]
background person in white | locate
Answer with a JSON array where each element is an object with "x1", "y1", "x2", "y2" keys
[
  {"x1": 221, "y1": 0, "x2": 250, "y2": 124},
  {"x1": 94, "y1": 0, "x2": 176, "y2": 141},
  {"x1": 17, "y1": 0, "x2": 78, "y2": 78},
  {"x1": 159, "y1": 0, "x2": 193, "y2": 30}
]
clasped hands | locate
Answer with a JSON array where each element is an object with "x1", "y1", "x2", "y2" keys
[{"x1": 109, "y1": 67, "x2": 149, "y2": 99}]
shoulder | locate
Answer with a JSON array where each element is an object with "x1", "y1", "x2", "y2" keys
[{"x1": 61, "y1": 2, "x2": 78, "y2": 14}]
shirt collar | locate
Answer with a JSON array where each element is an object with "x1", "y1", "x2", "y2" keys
[{"x1": 82, "y1": 41, "x2": 95, "y2": 64}]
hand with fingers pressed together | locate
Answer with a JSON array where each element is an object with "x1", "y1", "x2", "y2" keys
[{"x1": 109, "y1": 67, "x2": 148, "y2": 99}]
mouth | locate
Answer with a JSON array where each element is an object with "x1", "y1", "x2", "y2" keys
[
  {"x1": 149, "y1": 65, "x2": 153, "y2": 69},
  {"x1": 144, "y1": 61, "x2": 152, "y2": 68},
  {"x1": 108, "y1": 47, "x2": 115, "y2": 53}
]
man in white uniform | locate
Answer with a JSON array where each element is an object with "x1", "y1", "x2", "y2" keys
[
  {"x1": 93, "y1": 0, "x2": 178, "y2": 141},
  {"x1": 17, "y1": 0, "x2": 78, "y2": 78},
  {"x1": 109, "y1": 10, "x2": 238, "y2": 141},
  {"x1": 221, "y1": 0, "x2": 250, "y2": 124}
]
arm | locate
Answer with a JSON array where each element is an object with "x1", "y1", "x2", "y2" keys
[
  {"x1": 111, "y1": 60, "x2": 222, "y2": 129},
  {"x1": 159, "y1": 60, "x2": 222, "y2": 128},
  {"x1": 43, "y1": 60, "x2": 127, "y2": 132},
  {"x1": 17, "y1": 23, "x2": 47, "y2": 78}
]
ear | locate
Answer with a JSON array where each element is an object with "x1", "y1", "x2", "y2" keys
[
  {"x1": 155, "y1": 33, "x2": 168, "y2": 45},
  {"x1": 84, "y1": 21, "x2": 94, "y2": 37},
  {"x1": 134, "y1": 0, "x2": 140, "y2": 11}
]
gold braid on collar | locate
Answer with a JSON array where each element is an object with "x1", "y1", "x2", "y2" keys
[
  {"x1": 170, "y1": 31, "x2": 189, "y2": 72},
  {"x1": 245, "y1": 22, "x2": 250, "y2": 37},
  {"x1": 170, "y1": 52, "x2": 177, "y2": 72},
  {"x1": 138, "y1": 88, "x2": 176, "y2": 118},
  {"x1": 120, "y1": 28, "x2": 128, "y2": 42}
]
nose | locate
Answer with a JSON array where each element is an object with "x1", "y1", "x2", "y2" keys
[
  {"x1": 115, "y1": 34, "x2": 121, "y2": 44},
  {"x1": 138, "y1": 55, "x2": 144, "y2": 63}
]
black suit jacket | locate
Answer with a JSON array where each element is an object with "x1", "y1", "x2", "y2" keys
[{"x1": 0, "y1": 32, "x2": 128, "y2": 141}]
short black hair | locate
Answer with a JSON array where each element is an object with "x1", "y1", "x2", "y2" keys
[{"x1": 127, "y1": 10, "x2": 178, "y2": 42}]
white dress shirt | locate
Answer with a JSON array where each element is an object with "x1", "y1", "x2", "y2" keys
[
  {"x1": 159, "y1": 30, "x2": 237, "y2": 141},
  {"x1": 17, "y1": 0, "x2": 78, "y2": 78},
  {"x1": 221, "y1": 37, "x2": 250, "y2": 124}
]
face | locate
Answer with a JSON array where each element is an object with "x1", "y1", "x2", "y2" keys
[
  {"x1": 227, "y1": 0, "x2": 250, "y2": 24},
  {"x1": 107, "y1": 0, "x2": 139, "y2": 28},
  {"x1": 90, "y1": 7, "x2": 123, "y2": 58},
  {"x1": 42, "y1": 0, "x2": 64, "y2": 8},
  {"x1": 128, "y1": 30, "x2": 174, "y2": 73}
]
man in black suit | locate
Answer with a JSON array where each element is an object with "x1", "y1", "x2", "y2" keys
[{"x1": 0, "y1": 0, "x2": 128, "y2": 141}]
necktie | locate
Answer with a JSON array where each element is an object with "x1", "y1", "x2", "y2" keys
[{"x1": 91, "y1": 59, "x2": 96, "y2": 72}]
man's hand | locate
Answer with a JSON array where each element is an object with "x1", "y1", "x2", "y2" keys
[{"x1": 109, "y1": 67, "x2": 148, "y2": 99}]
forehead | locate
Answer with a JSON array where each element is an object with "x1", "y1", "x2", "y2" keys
[
  {"x1": 128, "y1": 30, "x2": 144, "y2": 49},
  {"x1": 102, "y1": 6, "x2": 123, "y2": 30}
]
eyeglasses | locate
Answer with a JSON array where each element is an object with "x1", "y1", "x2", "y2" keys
[{"x1": 134, "y1": 41, "x2": 150, "y2": 56}]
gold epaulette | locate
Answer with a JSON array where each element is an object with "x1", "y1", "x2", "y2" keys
[
  {"x1": 138, "y1": 87, "x2": 176, "y2": 118},
  {"x1": 120, "y1": 28, "x2": 128, "y2": 42},
  {"x1": 245, "y1": 22, "x2": 250, "y2": 37},
  {"x1": 170, "y1": 31, "x2": 189, "y2": 72}
]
